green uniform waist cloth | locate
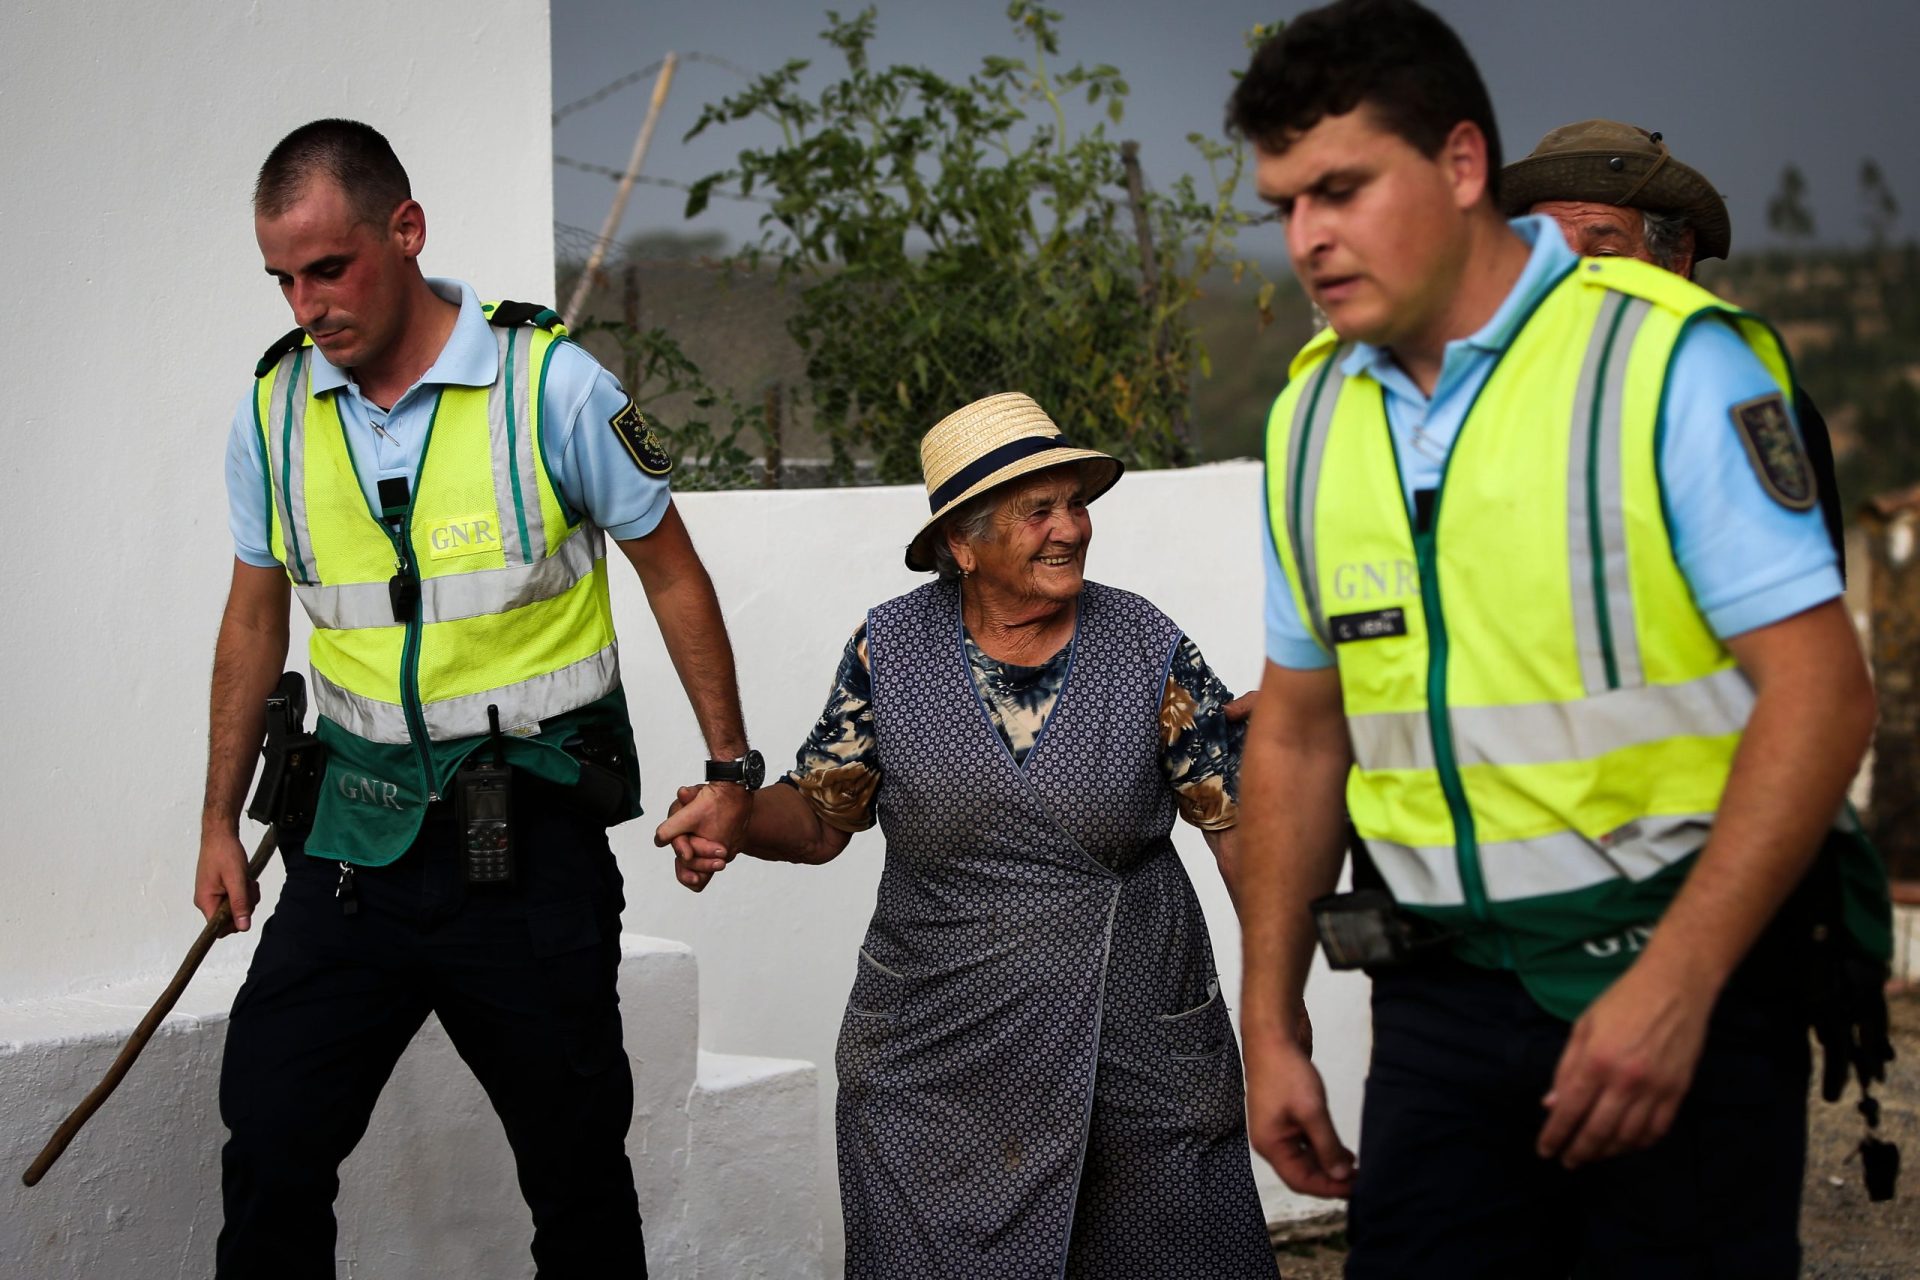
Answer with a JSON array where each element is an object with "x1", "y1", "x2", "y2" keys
[
  {"x1": 1401, "y1": 830, "x2": 1892, "y2": 1023},
  {"x1": 301, "y1": 688, "x2": 642, "y2": 866}
]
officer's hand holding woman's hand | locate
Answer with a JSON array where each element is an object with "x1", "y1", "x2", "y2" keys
[
  {"x1": 1243, "y1": 1026, "x2": 1356, "y2": 1200},
  {"x1": 194, "y1": 826, "x2": 260, "y2": 934},
  {"x1": 654, "y1": 784, "x2": 742, "y2": 892}
]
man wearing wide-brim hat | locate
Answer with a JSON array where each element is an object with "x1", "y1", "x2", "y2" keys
[
  {"x1": 1503, "y1": 118, "x2": 1845, "y2": 570},
  {"x1": 1501, "y1": 118, "x2": 1730, "y2": 276}
]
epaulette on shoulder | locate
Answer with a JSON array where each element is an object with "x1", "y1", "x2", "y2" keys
[
  {"x1": 1575, "y1": 256, "x2": 1722, "y2": 318},
  {"x1": 254, "y1": 326, "x2": 309, "y2": 379},
  {"x1": 1288, "y1": 325, "x2": 1342, "y2": 382},
  {"x1": 482, "y1": 300, "x2": 567, "y2": 333}
]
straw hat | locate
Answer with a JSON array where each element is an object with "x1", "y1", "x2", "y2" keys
[
  {"x1": 904, "y1": 392, "x2": 1123, "y2": 572},
  {"x1": 1499, "y1": 119, "x2": 1731, "y2": 262}
]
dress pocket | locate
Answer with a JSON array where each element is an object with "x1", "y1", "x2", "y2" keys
[
  {"x1": 1156, "y1": 977, "x2": 1233, "y2": 1061},
  {"x1": 845, "y1": 947, "x2": 907, "y2": 1021}
]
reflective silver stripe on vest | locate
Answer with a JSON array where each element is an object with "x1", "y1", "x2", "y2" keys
[
  {"x1": 294, "y1": 525, "x2": 604, "y2": 630},
  {"x1": 420, "y1": 643, "x2": 619, "y2": 739},
  {"x1": 1567, "y1": 293, "x2": 1656, "y2": 694},
  {"x1": 1370, "y1": 812, "x2": 1712, "y2": 907},
  {"x1": 311, "y1": 641, "x2": 620, "y2": 745},
  {"x1": 310, "y1": 665, "x2": 413, "y2": 744},
  {"x1": 1291, "y1": 349, "x2": 1347, "y2": 651},
  {"x1": 1347, "y1": 665, "x2": 1755, "y2": 772},
  {"x1": 488, "y1": 327, "x2": 547, "y2": 566},
  {"x1": 268, "y1": 351, "x2": 316, "y2": 585}
]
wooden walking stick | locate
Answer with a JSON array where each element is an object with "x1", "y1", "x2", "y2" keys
[
  {"x1": 21, "y1": 825, "x2": 280, "y2": 1187},
  {"x1": 22, "y1": 671, "x2": 324, "y2": 1187}
]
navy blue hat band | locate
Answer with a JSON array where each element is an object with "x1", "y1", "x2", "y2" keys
[{"x1": 928, "y1": 436, "x2": 1075, "y2": 513}]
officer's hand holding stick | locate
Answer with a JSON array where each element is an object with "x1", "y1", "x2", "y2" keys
[{"x1": 22, "y1": 825, "x2": 279, "y2": 1187}]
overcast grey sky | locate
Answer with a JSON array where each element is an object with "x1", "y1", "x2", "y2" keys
[{"x1": 551, "y1": 0, "x2": 1918, "y2": 260}]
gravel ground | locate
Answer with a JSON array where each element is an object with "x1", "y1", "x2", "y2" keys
[
  {"x1": 1800, "y1": 986, "x2": 1919, "y2": 1279},
  {"x1": 1272, "y1": 988, "x2": 1920, "y2": 1280}
]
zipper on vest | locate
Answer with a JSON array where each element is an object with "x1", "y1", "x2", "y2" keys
[
  {"x1": 1402, "y1": 443, "x2": 1515, "y2": 966},
  {"x1": 365, "y1": 393, "x2": 447, "y2": 807},
  {"x1": 1380, "y1": 271, "x2": 1578, "y2": 970},
  {"x1": 381, "y1": 522, "x2": 439, "y2": 804},
  {"x1": 1410, "y1": 524, "x2": 1491, "y2": 926}
]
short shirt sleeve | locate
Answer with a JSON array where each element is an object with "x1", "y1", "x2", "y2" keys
[
  {"x1": 1160, "y1": 636, "x2": 1244, "y2": 830},
  {"x1": 1659, "y1": 317, "x2": 1842, "y2": 638},
  {"x1": 226, "y1": 387, "x2": 280, "y2": 568},
  {"x1": 1261, "y1": 514, "x2": 1334, "y2": 670},
  {"x1": 782, "y1": 622, "x2": 881, "y2": 833},
  {"x1": 541, "y1": 341, "x2": 673, "y2": 541}
]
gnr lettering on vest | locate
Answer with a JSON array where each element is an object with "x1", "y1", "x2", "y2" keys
[
  {"x1": 427, "y1": 515, "x2": 498, "y2": 560},
  {"x1": 1581, "y1": 924, "x2": 1654, "y2": 959},
  {"x1": 339, "y1": 772, "x2": 405, "y2": 810},
  {"x1": 1332, "y1": 558, "x2": 1418, "y2": 601}
]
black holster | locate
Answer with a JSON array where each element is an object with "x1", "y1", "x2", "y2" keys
[
  {"x1": 562, "y1": 730, "x2": 635, "y2": 826},
  {"x1": 246, "y1": 672, "x2": 327, "y2": 837}
]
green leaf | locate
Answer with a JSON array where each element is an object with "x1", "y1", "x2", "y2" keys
[{"x1": 1090, "y1": 264, "x2": 1112, "y2": 302}]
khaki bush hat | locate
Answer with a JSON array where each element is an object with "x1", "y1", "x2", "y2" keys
[
  {"x1": 904, "y1": 392, "x2": 1123, "y2": 572},
  {"x1": 1500, "y1": 119, "x2": 1732, "y2": 261}
]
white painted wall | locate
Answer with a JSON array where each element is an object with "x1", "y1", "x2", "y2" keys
[
  {"x1": 0, "y1": 0, "x2": 557, "y2": 1001},
  {"x1": 2, "y1": 938, "x2": 825, "y2": 1279},
  {"x1": 628, "y1": 465, "x2": 1373, "y2": 1273}
]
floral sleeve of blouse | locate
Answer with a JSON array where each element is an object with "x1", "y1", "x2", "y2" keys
[{"x1": 783, "y1": 622, "x2": 1245, "y2": 834}]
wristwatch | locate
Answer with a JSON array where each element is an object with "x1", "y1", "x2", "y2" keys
[{"x1": 705, "y1": 749, "x2": 766, "y2": 791}]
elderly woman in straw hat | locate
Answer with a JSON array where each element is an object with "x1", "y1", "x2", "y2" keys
[{"x1": 658, "y1": 393, "x2": 1277, "y2": 1278}]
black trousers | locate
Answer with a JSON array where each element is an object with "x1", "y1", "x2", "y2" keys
[
  {"x1": 1346, "y1": 950, "x2": 1809, "y2": 1279},
  {"x1": 216, "y1": 777, "x2": 645, "y2": 1279}
]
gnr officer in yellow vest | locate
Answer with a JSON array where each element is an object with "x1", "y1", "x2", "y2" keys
[
  {"x1": 1226, "y1": 2, "x2": 1885, "y2": 1275},
  {"x1": 197, "y1": 119, "x2": 758, "y2": 1277}
]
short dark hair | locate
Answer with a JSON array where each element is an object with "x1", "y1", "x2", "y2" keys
[
  {"x1": 255, "y1": 119, "x2": 411, "y2": 226},
  {"x1": 1227, "y1": 0, "x2": 1503, "y2": 201}
]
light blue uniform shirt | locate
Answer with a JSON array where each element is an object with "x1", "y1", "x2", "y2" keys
[
  {"x1": 1262, "y1": 216, "x2": 1841, "y2": 670},
  {"x1": 226, "y1": 278, "x2": 671, "y2": 567}
]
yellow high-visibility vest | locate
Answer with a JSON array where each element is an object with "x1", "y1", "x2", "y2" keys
[
  {"x1": 1265, "y1": 257, "x2": 1860, "y2": 1017},
  {"x1": 252, "y1": 303, "x2": 630, "y2": 863}
]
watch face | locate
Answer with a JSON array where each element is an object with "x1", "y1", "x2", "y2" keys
[{"x1": 708, "y1": 750, "x2": 767, "y2": 790}]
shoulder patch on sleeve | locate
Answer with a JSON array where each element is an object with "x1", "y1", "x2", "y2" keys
[
  {"x1": 609, "y1": 399, "x2": 673, "y2": 477},
  {"x1": 1730, "y1": 392, "x2": 1816, "y2": 512}
]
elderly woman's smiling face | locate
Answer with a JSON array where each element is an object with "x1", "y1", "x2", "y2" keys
[{"x1": 957, "y1": 465, "x2": 1091, "y2": 609}]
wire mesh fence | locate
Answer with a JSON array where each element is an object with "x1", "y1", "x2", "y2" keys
[{"x1": 553, "y1": 230, "x2": 1313, "y2": 492}]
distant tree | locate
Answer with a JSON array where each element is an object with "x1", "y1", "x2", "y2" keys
[
  {"x1": 1767, "y1": 163, "x2": 1816, "y2": 242},
  {"x1": 1859, "y1": 158, "x2": 1899, "y2": 247}
]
